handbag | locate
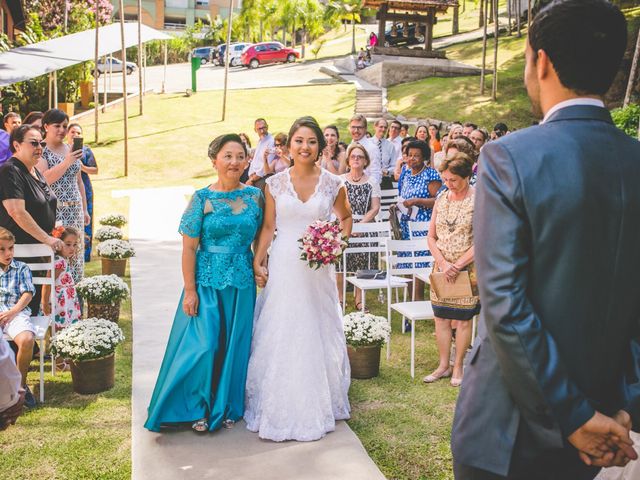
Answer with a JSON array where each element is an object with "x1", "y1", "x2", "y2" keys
[
  {"x1": 355, "y1": 269, "x2": 386, "y2": 280},
  {"x1": 429, "y1": 271, "x2": 472, "y2": 298},
  {"x1": 388, "y1": 204, "x2": 403, "y2": 240}
]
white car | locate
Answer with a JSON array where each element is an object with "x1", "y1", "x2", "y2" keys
[
  {"x1": 93, "y1": 58, "x2": 138, "y2": 76},
  {"x1": 216, "y1": 42, "x2": 251, "y2": 67}
]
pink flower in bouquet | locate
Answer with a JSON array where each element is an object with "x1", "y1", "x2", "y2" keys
[{"x1": 298, "y1": 220, "x2": 347, "y2": 269}]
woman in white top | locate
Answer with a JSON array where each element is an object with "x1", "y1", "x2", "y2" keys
[{"x1": 320, "y1": 125, "x2": 347, "y2": 175}]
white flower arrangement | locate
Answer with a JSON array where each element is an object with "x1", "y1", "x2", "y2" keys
[
  {"x1": 51, "y1": 317, "x2": 125, "y2": 362},
  {"x1": 99, "y1": 214, "x2": 127, "y2": 228},
  {"x1": 97, "y1": 239, "x2": 136, "y2": 259},
  {"x1": 343, "y1": 312, "x2": 391, "y2": 348},
  {"x1": 76, "y1": 275, "x2": 130, "y2": 304},
  {"x1": 94, "y1": 226, "x2": 124, "y2": 242}
]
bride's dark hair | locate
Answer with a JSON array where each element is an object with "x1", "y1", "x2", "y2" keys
[{"x1": 287, "y1": 116, "x2": 327, "y2": 159}]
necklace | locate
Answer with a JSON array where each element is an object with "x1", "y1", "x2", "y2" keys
[
  {"x1": 410, "y1": 165, "x2": 426, "y2": 176},
  {"x1": 442, "y1": 187, "x2": 471, "y2": 233},
  {"x1": 349, "y1": 172, "x2": 364, "y2": 183}
]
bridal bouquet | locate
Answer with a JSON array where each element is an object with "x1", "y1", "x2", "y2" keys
[{"x1": 298, "y1": 220, "x2": 347, "y2": 269}]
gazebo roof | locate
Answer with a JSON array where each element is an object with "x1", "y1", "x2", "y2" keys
[{"x1": 363, "y1": 0, "x2": 458, "y2": 13}]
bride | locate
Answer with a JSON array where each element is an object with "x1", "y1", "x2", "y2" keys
[{"x1": 244, "y1": 116, "x2": 353, "y2": 442}]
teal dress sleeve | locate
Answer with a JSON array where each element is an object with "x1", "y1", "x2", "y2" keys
[{"x1": 179, "y1": 191, "x2": 205, "y2": 238}]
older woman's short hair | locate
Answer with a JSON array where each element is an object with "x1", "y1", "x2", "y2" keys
[
  {"x1": 208, "y1": 133, "x2": 247, "y2": 160},
  {"x1": 447, "y1": 137, "x2": 478, "y2": 162},
  {"x1": 9, "y1": 124, "x2": 42, "y2": 153},
  {"x1": 439, "y1": 151, "x2": 474, "y2": 178},
  {"x1": 345, "y1": 143, "x2": 370, "y2": 168},
  {"x1": 405, "y1": 140, "x2": 431, "y2": 162}
]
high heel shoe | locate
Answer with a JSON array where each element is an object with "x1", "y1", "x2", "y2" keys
[
  {"x1": 191, "y1": 419, "x2": 209, "y2": 433},
  {"x1": 423, "y1": 368, "x2": 452, "y2": 383}
]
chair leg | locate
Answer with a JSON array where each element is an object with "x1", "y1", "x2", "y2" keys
[
  {"x1": 410, "y1": 319, "x2": 415, "y2": 378},
  {"x1": 471, "y1": 315, "x2": 478, "y2": 347},
  {"x1": 39, "y1": 338, "x2": 45, "y2": 404},
  {"x1": 361, "y1": 292, "x2": 366, "y2": 312}
]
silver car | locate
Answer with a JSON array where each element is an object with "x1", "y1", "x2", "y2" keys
[{"x1": 93, "y1": 57, "x2": 138, "y2": 76}]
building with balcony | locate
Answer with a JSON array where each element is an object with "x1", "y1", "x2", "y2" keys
[
  {"x1": 1, "y1": 0, "x2": 25, "y2": 42},
  {"x1": 111, "y1": 0, "x2": 240, "y2": 31}
]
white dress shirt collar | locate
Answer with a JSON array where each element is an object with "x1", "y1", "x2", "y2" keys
[{"x1": 542, "y1": 97, "x2": 605, "y2": 124}]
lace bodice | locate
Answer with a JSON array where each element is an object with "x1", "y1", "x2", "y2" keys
[
  {"x1": 179, "y1": 186, "x2": 263, "y2": 289},
  {"x1": 266, "y1": 169, "x2": 343, "y2": 242}
]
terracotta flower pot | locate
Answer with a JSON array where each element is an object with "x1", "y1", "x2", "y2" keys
[
  {"x1": 80, "y1": 80, "x2": 94, "y2": 108},
  {"x1": 101, "y1": 258, "x2": 127, "y2": 277},
  {"x1": 70, "y1": 353, "x2": 115, "y2": 394},
  {"x1": 58, "y1": 102, "x2": 75, "y2": 116},
  {"x1": 347, "y1": 345, "x2": 381, "y2": 379},
  {"x1": 87, "y1": 301, "x2": 120, "y2": 323}
]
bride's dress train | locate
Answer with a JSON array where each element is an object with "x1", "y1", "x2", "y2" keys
[{"x1": 244, "y1": 169, "x2": 351, "y2": 442}]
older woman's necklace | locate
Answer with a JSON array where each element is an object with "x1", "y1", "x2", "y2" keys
[
  {"x1": 349, "y1": 172, "x2": 364, "y2": 183},
  {"x1": 442, "y1": 187, "x2": 470, "y2": 233}
]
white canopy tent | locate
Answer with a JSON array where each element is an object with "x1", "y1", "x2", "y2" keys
[{"x1": 0, "y1": 22, "x2": 171, "y2": 87}]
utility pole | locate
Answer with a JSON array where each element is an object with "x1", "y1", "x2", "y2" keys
[
  {"x1": 492, "y1": 0, "x2": 499, "y2": 101},
  {"x1": 94, "y1": 2, "x2": 99, "y2": 143},
  {"x1": 480, "y1": 0, "x2": 489, "y2": 95},
  {"x1": 222, "y1": 0, "x2": 234, "y2": 121}
]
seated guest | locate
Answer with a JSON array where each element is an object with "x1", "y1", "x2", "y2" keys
[
  {"x1": 0, "y1": 335, "x2": 24, "y2": 430},
  {"x1": 0, "y1": 227, "x2": 37, "y2": 408},
  {"x1": 262, "y1": 132, "x2": 290, "y2": 175},
  {"x1": 0, "y1": 113, "x2": 22, "y2": 165}
]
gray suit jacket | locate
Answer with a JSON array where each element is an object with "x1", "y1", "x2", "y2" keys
[{"x1": 451, "y1": 105, "x2": 640, "y2": 476}]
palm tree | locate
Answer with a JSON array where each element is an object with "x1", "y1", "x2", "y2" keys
[
  {"x1": 296, "y1": 0, "x2": 324, "y2": 59},
  {"x1": 325, "y1": 0, "x2": 362, "y2": 55}
]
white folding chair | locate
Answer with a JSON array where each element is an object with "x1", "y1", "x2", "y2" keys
[
  {"x1": 408, "y1": 221, "x2": 429, "y2": 239},
  {"x1": 343, "y1": 222, "x2": 411, "y2": 313},
  {"x1": 377, "y1": 189, "x2": 398, "y2": 222},
  {"x1": 384, "y1": 238, "x2": 435, "y2": 377},
  {"x1": 3, "y1": 244, "x2": 57, "y2": 403}
]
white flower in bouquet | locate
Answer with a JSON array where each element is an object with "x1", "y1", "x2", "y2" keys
[
  {"x1": 94, "y1": 226, "x2": 124, "y2": 242},
  {"x1": 76, "y1": 275, "x2": 130, "y2": 304},
  {"x1": 51, "y1": 317, "x2": 125, "y2": 362},
  {"x1": 343, "y1": 312, "x2": 391, "y2": 348},
  {"x1": 97, "y1": 239, "x2": 136, "y2": 259},
  {"x1": 99, "y1": 214, "x2": 127, "y2": 228}
]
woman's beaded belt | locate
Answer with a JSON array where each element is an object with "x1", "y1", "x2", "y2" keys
[
  {"x1": 59, "y1": 201, "x2": 81, "y2": 207},
  {"x1": 199, "y1": 245, "x2": 250, "y2": 254}
]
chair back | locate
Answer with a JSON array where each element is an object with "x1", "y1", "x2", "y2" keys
[
  {"x1": 13, "y1": 244, "x2": 56, "y2": 319},
  {"x1": 408, "y1": 221, "x2": 429, "y2": 239},
  {"x1": 384, "y1": 238, "x2": 433, "y2": 278},
  {"x1": 343, "y1": 221, "x2": 391, "y2": 271},
  {"x1": 378, "y1": 189, "x2": 399, "y2": 221}
]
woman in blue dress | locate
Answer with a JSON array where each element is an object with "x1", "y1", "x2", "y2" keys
[
  {"x1": 397, "y1": 140, "x2": 442, "y2": 301},
  {"x1": 145, "y1": 134, "x2": 263, "y2": 433}
]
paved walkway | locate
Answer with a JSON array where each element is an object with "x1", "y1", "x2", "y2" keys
[{"x1": 124, "y1": 186, "x2": 386, "y2": 480}]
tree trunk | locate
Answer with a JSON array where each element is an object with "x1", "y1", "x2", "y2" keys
[
  {"x1": 492, "y1": 0, "x2": 499, "y2": 101},
  {"x1": 462, "y1": 0, "x2": 466, "y2": 14},
  {"x1": 624, "y1": 28, "x2": 640, "y2": 107},
  {"x1": 489, "y1": 0, "x2": 494, "y2": 24},
  {"x1": 291, "y1": 17, "x2": 296, "y2": 48},
  {"x1": 528, "y1": 0, "x2": 531, "y2": 29},
  {"x1": 480, "y1": 0, "x2": 488, "y2": 94},
  {"x1": 301, "y1": 28, "x2": 306, "y2": 59},
  {"x1": 516, "y1": 0, "x2": 522, "y2": 37},
  {"x1": 259, "y1": 19, "x2": 263, "y2": 42},
  {"x1": 282, "y1": 24, "x2": 286, "y2": 44},
  {"x1": 351, "y1": 17, "x2": 356, "y2": 54},
  {"x1": 507, "y1": 0, "x2": 512, "y2": 35},
  {"x1": 479, "y1": 0, "x2": 485, "y2": 29},
  {"x1": 452, "y1": 6, "x2": 459, "y2": 34}
]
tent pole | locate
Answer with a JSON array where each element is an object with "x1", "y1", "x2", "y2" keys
[
  {"x1": 137, "y1": 1, "x2": 143, "y2": 115},
  {"x1": 48, "y1": 73, "x2": 52, "y2": 109},
  {"x1": 102, "y1": 56, "x2": 107, "y2": 112},
  {"x1": 162, "y1": 41, "x2": 167, "y2": 94},
  {"x1": 221, "y1": 0, "x2": 234, "y2": 121},
  {"x1": 53, "y1": 70, "x2": 58, "y2": 108},
  {"x1": 143, "y1": 43, "x2": 147, "y2": 93},
  {"x1": 94, "y1": 3, "x2": 100, "y2": 143},
  {"x1": 119, "y1": 0, "x2": 129, "y2": 176}
]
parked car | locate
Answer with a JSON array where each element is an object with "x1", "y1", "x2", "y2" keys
[
  {"x1": 383, "y1": 23, "x2": 426, "y2": 47},
  {"x1": 191, "y1": 46, "x2": 217, "y2": 65},
  {"x1": 93, "y1": 57, "x2": 138, "y2": 76},
  {"x1": 240, "y1": 42, "x2": 300, "y2": 69},
  {"x1": 216, "y1": 42, "x2": 251, "y2": 67}
]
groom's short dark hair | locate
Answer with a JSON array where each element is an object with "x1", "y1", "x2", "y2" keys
[{"x1": 529, "y1": 0, "x2": 627, "y2": 96}]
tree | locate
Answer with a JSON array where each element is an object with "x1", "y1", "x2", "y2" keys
[
  {"x1": 325, "y1": 0, "x2": 362, "y2": 55},
  {"x1": 478, "y1": 0, "x2": 485, "y2": 28},
  {"x1": 25, "y1": 0, "x2": 113, "y2": 33},
  {"x1": 295, "y1": 0, "x2": 324, "y2": 59},
  {"x1": 452, "y1": 5, "x2": 460, "y2": 34}
]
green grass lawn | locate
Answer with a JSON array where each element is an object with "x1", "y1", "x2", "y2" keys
[{"x1": 0, "y1": 259, "x2": 132, "y2": 479}]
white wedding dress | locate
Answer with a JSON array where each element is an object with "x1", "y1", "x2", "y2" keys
[{"x1": 244, "y1": 168, "x2": 351, "y2": 442}]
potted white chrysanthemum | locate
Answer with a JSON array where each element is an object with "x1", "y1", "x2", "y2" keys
[
  {"x1": 51, "y1": 318, "x2": 125, "y2": 394},
  {"x1": 343, "y1": 312, "x2": 391, "y2": 379},
  {"x1": 96, "y1": 239, "x2": 135, "y2": 277},
  {"x1": 94, "y1": 226, "x2": 124, "y2": 242},
  {"x1": 99, "y1": 213, "x2": 127, "y2": 228},
  {"x1": 76, "y1": 275, "x2": 130, "y2": 322}
]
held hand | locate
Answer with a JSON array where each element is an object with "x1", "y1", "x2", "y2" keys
[
  {"x1": 254, "y1": 265, "x2": 268, "y2": 288},
  {"x1": 182, "y1": 289, "x2": 199, "y2": 317},
  {"x1": 42, "y1": 302, "x2": 51, "y2": 316},
  {"x1": 569, "y1": 411, "x2": 636, "y2": 465},
  {"x1": 403, "y1": 199, "x2": 415, "y2": 208},
  {"x1": 583, "y1": 410, "x2": 637, "y2": 468},
  {"x1": 45, "y1": 236, "x2": 64, "y2": 253},
  {"x1": 443, "y1": 262, "x2": 460, "y2": 282},
  {"x1": 84, "y1": 211, "x2": 91, "y2": 226},
  {"x1": 65, "y1": 148, "x2": 83, "y2": 165}
]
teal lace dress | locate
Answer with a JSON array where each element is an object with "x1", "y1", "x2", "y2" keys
[{"x1": 145, "y1": 186, "x2": 263, "y2": 432}]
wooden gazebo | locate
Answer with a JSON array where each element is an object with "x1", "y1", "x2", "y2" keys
[{"x1": 364, "y1": 0, "x2": 458, "y2": 55}]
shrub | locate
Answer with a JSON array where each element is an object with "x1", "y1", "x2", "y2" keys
[{"x1": 611, "y1": 104, "x2": 640, "y2": 138}]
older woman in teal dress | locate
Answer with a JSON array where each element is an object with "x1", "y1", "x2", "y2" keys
[{"x1": 145, "y1": 134, "x2": 263, "y2": 433}]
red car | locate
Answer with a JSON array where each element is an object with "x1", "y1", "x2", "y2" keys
[{"x1": 241, "y1": 42, "x2": 300, "y2": 69}]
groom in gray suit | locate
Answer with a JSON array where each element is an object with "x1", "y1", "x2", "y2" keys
[{"x1": 451, "y1": 1, "x2": 640, "y2": 479}]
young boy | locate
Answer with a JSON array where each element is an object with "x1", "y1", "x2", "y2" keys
[{"x1": 0, "y1": 227, "x2": 36, "y2": 408}]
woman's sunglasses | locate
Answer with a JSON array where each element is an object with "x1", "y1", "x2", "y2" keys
[{"x1": 26, "y1": 140, "x2": 47, "y2": 148}]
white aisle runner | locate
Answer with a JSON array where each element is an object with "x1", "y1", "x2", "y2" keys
[{"x1": 126, "y1": 186, "x2": 386, "y2": 480}]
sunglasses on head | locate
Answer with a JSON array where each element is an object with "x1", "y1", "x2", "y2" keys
[{"x1": 26, "y1": 140, "x2": 46, "y2": 148}]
